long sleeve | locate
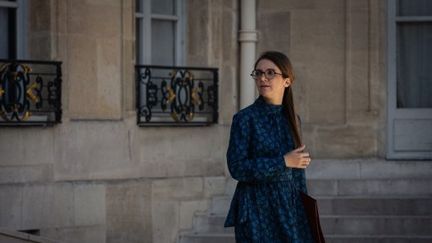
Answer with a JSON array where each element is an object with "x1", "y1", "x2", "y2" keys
[
  {"x1": 226, "y1": 114, "x2": 286, "y2": 183},
  {"x1": 294, "y1": 114, "x2": 308, "y2": 193}
]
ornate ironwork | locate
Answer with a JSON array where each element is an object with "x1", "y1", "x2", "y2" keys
[
  {"x1": 136, "y1": 65, "x2": 218, "y2": 126},
  {"x1": 0, "y1": 59, "x2": 62, "y2": 126}
]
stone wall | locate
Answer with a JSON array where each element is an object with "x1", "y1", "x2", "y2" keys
[
  {"x1": 0, "y1": 182, "x2": 106, "y2": 242},
  {"x1": 0, "y1": 0, "x2": 388, "y2": 242},
  {"x1": 0, "y1": 0, "x2": 237, "y2": 242}
]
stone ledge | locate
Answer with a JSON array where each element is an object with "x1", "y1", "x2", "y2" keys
[
  {"x1": 306, "y1": 158, "x2": 432, "y2": 179},
  {"x1": 0, "y1": 228, "x2": 58, "y2": 243}
]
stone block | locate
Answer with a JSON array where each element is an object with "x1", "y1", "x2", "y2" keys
[
  {"x1": 317, "y1": 197, "x2": 432, "y2": 216},
  {"x1": 29, "y1": 0, "x2": 52, "y2": 32},
  {"x1": 0, "y1": 185, "x2": 22, "y2": 228},
  {"x1": 151, "y1": 200, "x2": 179, "y2": 243},
  {"x1": 225, "y1": 178, "x2": 237, "y2": 195},
  {"x1": 27, "y1": 0, "x2": 53, "y2": 59},
  {"x1": 2, "y1": 183, "x2": 106, "y2": 238},
  {"x1": 95, "y1": 38, "x2": 122, "y2": 109},
  {"x1": 179, "y1": 233, "x2": 236, "y2": 243},
  {"x1": 192, "y1": 214, "x2": 231, "y2": 233},
  {"x1": 306, "y1": 159, "x2": 432, "y2": 180},
  {"x1": 106, "y1": 182, "x2": 152, "y2": 243},
  {"x1": 40, "y1": 225, "x2": 106, "y2": 243},
  {"x1": 210, "y1": 196, "x2": 230, "y2": 215},
  {"x1": 209, "y1": 3, "x2": 223, "y2": 64},
  {"x1": 314, "y1": 125, "x2": 377, "y2": 158},
  {"x1": 21, "y1": 183, "x2": 75, "y2": 229},
  {"x1": 257, "y1": 11, "x2": 291, "y2": 55},
  {"x1": 67, "y1": 0, "x2": 121, "y2": 38},
  {"x1": 307, "y1": 179, "x2": 338, "y2": 196},
  {"x1": 306, "y1": 159, "x2": 361, "y2": 179},
  {"x1": 134, "y1": 126, "x2": 227, "y2": 178},
  {"x1": 74, "y1": 184, "x2": 106, "y2": 226},
  {"x1": 179, "y1": 200, "x2": 209, "y2": 230},
  {"x1": 66, "y1": 34, "x2": 97, "y2": 116},
  {"x1": 320, "y1": 215, "x2": 432, "y2": 235},
  {"x1": 21, "y1": 184, "x2": 55, "y2": 229},
  {"x1": 52, "y1": 183, "x2": 75, "y2": 227},
  {"x1": 0, "y1": 128, "x2": 55, "y2": 166},
  {"x1": 337, "y1": 179, "x2": 432, "y2": 196},
  {"x1": 67, "y1": 33, "x2": 122, "y2": 119},
  {"x1": 218, "y1": 66, "x2": 238, "y2": 125},
  {"x1": 345, "y1": 0, "x2": 382, "y2": 127},
  {"x1": 54, "y1": 122, "x2": 134, "y2": 180},
  {"x1": 152, "y1": 177, "x2": 204, "y2": 200},
  {"x1": 186, "y1": 0, "x2": 210, "y2": 66},
  {"x1": 0, "y1": 165, "x2": 51, "y2": 184},
  {"x1": 347, "y1": 1, "x2": 370, "y2": 114},
  {"x1": 221, "y1": 5, "x2": 237, "y2": 64},
  {"x1": 204, "y1": 177, "x2": 226, "y2": 198},
  {"x1": 55, "y1": 0, "x2": 68, "y2": 35},
  {"x1": 290, "y1": 9, "x2": 346, "y2": 124},
  {"x1": 359, "y1": 160, "x2": 432, "y2": 179},
  {"x1": 28, "y1": 34, "x2": 52, "y2": 60},
  {"x1": 64, "y1": 0, "x2": 122, "y2": 119}
]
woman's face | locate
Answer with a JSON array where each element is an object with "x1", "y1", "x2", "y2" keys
[{"x1": 254, "y1": 59, "x2": 291, "y2": 104}]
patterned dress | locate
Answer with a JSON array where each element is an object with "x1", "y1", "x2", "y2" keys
[{"x1": 224, "y1": 96, "x2": 315, "y2": 243}]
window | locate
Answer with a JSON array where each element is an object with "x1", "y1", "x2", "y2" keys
[
  {"x1": 135, "y1": 0, "x2": 185, "y2": 66},
  {"x1": 387, "y1": 0, "x2": 432, "y2": 159},
  {"x1": 0, "y1": 0, "x2": 27, "y2": 59},
  {"x1": 395, "y1": 0, "x2": 432, "y2": 108}
]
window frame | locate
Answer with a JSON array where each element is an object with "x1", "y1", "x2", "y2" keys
[
  {"x1": 386, "y1": 0, "x2": 432, "y2": 159},
  {"x1": 135, "y1": 0, "x2": 185, "y2": 66},
  {"x1": 0, "y1": 0, "x2": 27, "y2": 59}
]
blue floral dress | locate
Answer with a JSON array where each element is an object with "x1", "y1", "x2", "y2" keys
[{"x1": 224, "y1": 96, "x2": 315, "y2": 243}]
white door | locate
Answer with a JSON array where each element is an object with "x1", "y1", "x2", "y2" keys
[{"x1": 387, "y1": 0, "x2": 432, "y2": 159}]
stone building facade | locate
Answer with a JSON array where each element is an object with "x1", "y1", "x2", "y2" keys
[{"x1": 0, "y1": 0, "x2": 431, "y2": 243}]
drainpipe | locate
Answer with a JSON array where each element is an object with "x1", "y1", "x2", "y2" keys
[{"x1": 239, "y1": 0, "x2": 258, "y2": 109}]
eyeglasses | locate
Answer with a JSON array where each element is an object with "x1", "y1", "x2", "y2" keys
[{"x1": 250, "y1": 69, "x2": 284, "y2": 80}]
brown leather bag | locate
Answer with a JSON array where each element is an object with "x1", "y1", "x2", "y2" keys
[{"x1": 300, "y1": 191, "x2": 326, "y2": 243}]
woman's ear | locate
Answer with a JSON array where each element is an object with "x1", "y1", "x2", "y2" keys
[{"x1": 284, "y1": 78, "x2": 291, "y2": 87}]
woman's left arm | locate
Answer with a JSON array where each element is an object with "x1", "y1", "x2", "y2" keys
[{"x1": 295, "y1": 114, "x2": 308, "y2": 193}]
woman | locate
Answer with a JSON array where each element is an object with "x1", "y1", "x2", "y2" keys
[{"x1": 224, "y1": 51, "x2": 315, "y2": 242}]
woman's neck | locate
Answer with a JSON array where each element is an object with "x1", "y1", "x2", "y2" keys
[{"x1": 262, "y1": 96, "x2": 283, "y2": 105}]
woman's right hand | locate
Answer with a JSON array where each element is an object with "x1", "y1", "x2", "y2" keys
[{"x1": 284, "y1": 144, "x2": 311, "y2": 169}]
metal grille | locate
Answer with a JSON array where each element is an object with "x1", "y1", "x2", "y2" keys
[
  {"x1": 0, "y1": 59, "x2": 62, "y2": 126},
  {"x1": 136, "y1": 65, "x2": 218, "y2": 126}
]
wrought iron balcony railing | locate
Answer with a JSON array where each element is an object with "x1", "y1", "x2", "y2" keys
[
  {"x1": 136, "y1": 65, "x2": 218, "y2": 126},
  {"x1": 0, "y1": 59, "x2": 62, "y2": 126}
]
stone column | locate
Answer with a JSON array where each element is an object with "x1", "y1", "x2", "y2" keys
[{"x1": 239, "y1": 0, "x2": 258, "y2": 109}]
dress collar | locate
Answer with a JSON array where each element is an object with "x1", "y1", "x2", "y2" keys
[{"x1": 254, "y1": 96, "x2": 284, "y2": 115}]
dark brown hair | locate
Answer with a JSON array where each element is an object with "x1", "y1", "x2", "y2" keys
[{"x1": 254, "y1": 51, "x2": 302, "y2": 148}]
